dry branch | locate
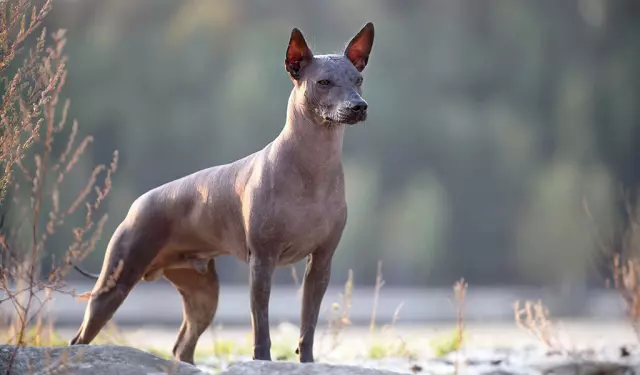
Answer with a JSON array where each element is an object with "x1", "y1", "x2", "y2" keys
[{"x1": 0, "y1": 2, "x2": 118, "y2": 373}]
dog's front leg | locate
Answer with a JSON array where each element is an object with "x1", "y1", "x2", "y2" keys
[
  {"x1": 296, "y1": 250, "x2": 334, "y2": 363},
  {"x1": 249, "y1": 254, "x2": 275, "y2": 361}
]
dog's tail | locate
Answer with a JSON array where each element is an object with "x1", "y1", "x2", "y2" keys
[{"x1": 73, "y1": 264, "x2": 100, "y2": 280}]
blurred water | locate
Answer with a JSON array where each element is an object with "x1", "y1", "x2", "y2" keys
[{"x1": 2, "y1": 281, "x2": 626, "y2": 328}]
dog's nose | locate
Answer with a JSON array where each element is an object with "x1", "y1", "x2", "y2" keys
[{"x1": 349, "y1": 102, "x2": 368, "y2": 113}]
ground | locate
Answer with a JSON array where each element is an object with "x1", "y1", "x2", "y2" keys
[{"x1": 53, "y1": 320, "x2": 637, "y2": 374}]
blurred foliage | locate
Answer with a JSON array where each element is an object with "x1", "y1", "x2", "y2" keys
[{"x1": 7, "y1": 0, "x2": 640, "y2": 288}]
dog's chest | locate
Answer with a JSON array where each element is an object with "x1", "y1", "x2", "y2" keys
[
  {"x1": 275, "y1": 199, "x2": 344, "y2": 265},
  {"x1": 248, "y1": 188, "x2": 346, "y2": 265}
]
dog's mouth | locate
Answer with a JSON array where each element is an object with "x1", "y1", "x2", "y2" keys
[
  {"x1": 338, "y1": 111, "x2": 367, "y2": 125},
  {"x1": 322, "y1": 111, "x2": 367, "y2": 126}
]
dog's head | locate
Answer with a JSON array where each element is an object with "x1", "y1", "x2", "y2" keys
[{"x1": 285, "y1": 22, "x2": 374, "y2": 126}]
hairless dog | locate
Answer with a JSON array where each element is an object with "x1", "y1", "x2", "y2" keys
[{"x1": 70, "y1": 22, "x2": 375, "y2": 365}]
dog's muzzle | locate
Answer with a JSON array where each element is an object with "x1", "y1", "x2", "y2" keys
[{"x1": 340, "y1": 102, "x2": 368, "y2": 124}]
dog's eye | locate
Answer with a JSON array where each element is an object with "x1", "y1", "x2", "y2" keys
[
  {"x1": 317, "y1": 79, "x2": 331, "y2": 86},
  {"x1": 355, "y1": 77, "x2": 363, "y2": 85}
]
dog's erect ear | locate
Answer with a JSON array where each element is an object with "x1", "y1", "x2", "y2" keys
[
  {"x1": 344, "y1": 22, "x2": 374, "y2": 72},
  {"x1": 285, "y1": 28, "x2": 313, "y2": 80}
]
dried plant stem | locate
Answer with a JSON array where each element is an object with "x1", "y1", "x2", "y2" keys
[
  {"x1": 584, "y1": 194, "x2": 640, "y2": 341},
  {"x1": 318, "y1": 268, "x2": 353, "y2": 359},
  {"x1": 514, "y1": 300, "x2": 561, "y2": 349},
  {"x1": 0, "y1": 2, "x2": 118, "y2": 373},
  {"x1": 452, "y1": 278, "x2": 467, "y2": 375},
  {"x1": 369, "y1": 260, "x2": 384, "y2": 337}
]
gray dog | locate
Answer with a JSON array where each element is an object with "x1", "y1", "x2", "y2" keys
[{"x1": 70, "y1": 22, "x2": 375, "y2": 365}]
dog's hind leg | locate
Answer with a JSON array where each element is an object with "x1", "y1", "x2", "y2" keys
[
  {"x1": 164, "y1": 259, "x2": 219, "y2": 365},
  {"x1": 69, "y1": 221, "x2": 167, "y2": 346},
  {"x1": 69, "y1": 274, "x2": 132, "y2": 346}
]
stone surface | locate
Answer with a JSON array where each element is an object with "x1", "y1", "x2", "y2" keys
[
  {"x1": 203, "y1": 345, "x2": 640, "y2": 375},
  {"x1": 398, "y1": 345, "x2": 640, "y2": 375},
  {"x1": 219, "y1": 361, "x2": 410, "y2": 375},
  {"x1": 3, "y1": 343, "x2": 640, "y2": 375},
  {"x1": 208, "y1": 354, "x2": 640, "y2": 375},
  {"x1": 0, "y1": 344, "x2": 206, "y2": 375}
]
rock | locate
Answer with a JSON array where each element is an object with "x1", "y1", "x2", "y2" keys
[
  {"x1": 0, "y1": 344, "x2": 206, "y2": 375},
  {"x1": 219, "y1": 361, "x2": 411, "y2": 375},
  {"x1": 532, "y1": 360, "x2": 634, "y2": 375},
  {"x1": 412, "y1": 347, "x2": 640, "y2": 375}
]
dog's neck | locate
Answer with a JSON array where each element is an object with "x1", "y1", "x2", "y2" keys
[{"x1": 272, "y1": 89, "x2": 345, "y2": 177}]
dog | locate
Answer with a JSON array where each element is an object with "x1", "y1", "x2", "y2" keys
[{"x1": 70, "y1": 22, "x2": 375, "y2": 365}]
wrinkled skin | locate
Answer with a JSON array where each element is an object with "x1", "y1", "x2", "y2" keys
[{"x1": 69, "y1": 22, "x2": 375, "y2": 366}]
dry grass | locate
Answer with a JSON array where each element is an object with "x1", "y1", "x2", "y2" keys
[
  {"x1": 611, "y1": 255, "x2": 640, "y2": 338},
  {"x1": 514, "y1": 300, "x2": 558, "y2": 348},
  {"x1": 606, "y1": 211, "x2": 640, "y2": 340},
  {"x1": 313, "y1": 267, "x2": 354, "y2": 360},
  {"x1": 451, "y1": 279, "x2": 467, "y2": 375},
  {"x1": 428, "y1": 279, "x2": 467, "y2": 360},
  {"x1": 369, "y1": 260, "x2": 384, "y2": 336},
  {"x1": 0, "y1": 1, "x2": 118, "y2": 373},
  {"x1": 584, "y1": 195, "x2": 640, "y2": 340},
  {"x1": 312, "y1": 261, "x2": 418, "y2": 363},
  {"x1": 363, "y1": 262, "x2": 418, "y2": 364},
  {"x1": 0, "y1": 0, "x2": 52, "y2": 199},
  {"x1": 453, "y1": 278, "x2": 466, "y2": 351},
  {"x1": 328, "y1": 268, "x2": 354, "y2": 352}
]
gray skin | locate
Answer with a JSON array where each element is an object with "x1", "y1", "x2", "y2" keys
[{"x1": 69, "y1": 22, "x2": 375, "y2": 365}]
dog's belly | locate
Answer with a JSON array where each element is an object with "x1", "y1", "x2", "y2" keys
[
  {"x1": 171, "y1": 191, "x2": 249, "y2": 261},
  {"x1": 276, "y1": 234, "x2": 328, "y2": 266}
]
